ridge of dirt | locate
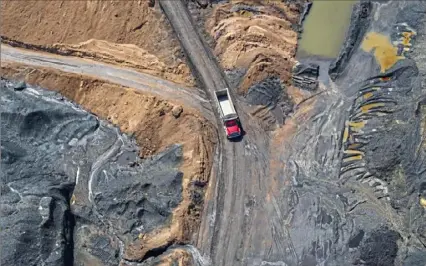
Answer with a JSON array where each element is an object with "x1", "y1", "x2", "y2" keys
[
  {"x1": 0, "y1": 0, "x2": 195, "y2": 86},
  {"x1": 204, "y1": 0, "x2": 304, "y2": 94},
  {"x1": 1, "y1": 37, "x2": 195, "y2": 87},
  {"x1": 1, "y1": 63, "x2": 217, "y2": 262}
]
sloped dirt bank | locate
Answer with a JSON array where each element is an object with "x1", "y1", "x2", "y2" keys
[
  {"x1": 187, "y1": 0, "x2": 309, "y2": 129},
  {"x1": 0, "y1": 1, "x2": 194, "y2": 86},
  {"x1": 1, "y1": 65, "x2": 217, "y2": 265},
  {"x1": 204, "y1": 0, "x2": 303, "y2": 94}
]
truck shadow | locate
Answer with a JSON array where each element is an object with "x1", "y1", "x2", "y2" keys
[{"x1": 228, "y1": 129, "x2": 246, "y2": 143}]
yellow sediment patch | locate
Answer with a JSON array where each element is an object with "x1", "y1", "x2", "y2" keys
[
  {"x1": 363, "y1": 92, "x2": 374, "y2": 99},
  {"x1": 348, "y1": 120, "x2": 366, "y2": 130},
  {"x1": 71, "y1": 194, "x2": 76, "y2": 205},
  {"x1": 420, "y1": 197, "x2": 426, "y2": 207},
  {"x1": 361, "y1": 32, "x2": 404, "y2": 72},
  {"x1": 343, "y1": 154, "x2": 363, "y2": 163},
  {"x1": 344, "y1": 150, "x2": 364, "y2": 155},
  {"x1": 342, "y1": 126, "x2": 349, "y2": 143},
  {"x1": 348, "y1": 143, "x2": 361, "y2": 149},
  {"x1": 401, "y1": 31, "x2": 415, "y2": 46},
  {"x1": 361, "y1": 102, "x2": 385, "y2": 113}
]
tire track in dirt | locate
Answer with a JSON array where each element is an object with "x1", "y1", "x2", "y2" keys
[
  {"x1": 1, "y1": 45, "x2": 214, "y2": 121},
  {"x1": 159, "y1": 1, "x2": 273, "y2": 265}
]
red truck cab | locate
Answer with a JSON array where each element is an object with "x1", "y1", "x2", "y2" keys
[{"x1": 224, "y1": 118, "x2": 242, "y2": 139}]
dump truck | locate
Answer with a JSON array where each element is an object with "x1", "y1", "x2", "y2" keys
[{"x1": 214, "y1": 88, "x2": 242, "y2": 139}]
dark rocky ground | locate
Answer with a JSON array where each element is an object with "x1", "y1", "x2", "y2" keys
[
  {"x1": 275, "y1": 1, "x2": 426, "y2": 265},
  {"x1": 0, "y1": 79, "x2": 185, "y2": 265},
  {"x1": 244, "y1": 77, "x2": 294, "y2": 126}
]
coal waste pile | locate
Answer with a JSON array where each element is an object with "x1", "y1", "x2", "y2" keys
[{"x1": 0, "y1": 79, "x2": 184, "y2": 266}]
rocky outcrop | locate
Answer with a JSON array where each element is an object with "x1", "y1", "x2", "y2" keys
[
  {"x1": 0, "y1": 79, "x2": 185, "y2": 265},
  {"x1": 328, "y1": 1, "x2": 372, "y2": 81},
  {"x1": 245, "y1": 77, "x2": 294, "y2": 128},
  {"x1": 292, "y1": 62, "x2": 319, "y2": 91}
]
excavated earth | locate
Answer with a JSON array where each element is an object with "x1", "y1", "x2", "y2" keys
[
  {"x1": 0, "y1": 1, "x2": 217, "y2": 264},
  {"x1": 2, "y1": 0, "x2": 426, "y2": 265},
  {"x1": 188, "y1": 0, "x2": 308, "y2": 129},
  {"x1": 204, "y1": 0, "x2": 301, "y2": 93},
  {"x1": 0, "y1": 0, "x2": 194, "y2": 86}
]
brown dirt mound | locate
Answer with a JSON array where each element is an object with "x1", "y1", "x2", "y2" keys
[
  {"x1": 1, "y1": 62, "x2": 217, "y2": 261},
  {"x1": 120, "y1": 248, "x2": 192, "y2": 266},
  {"x1": 205, "y1": 0, "x2": 302, "y2": 93},
  {"x1": 0, "y1": 0, "x2": 194, "y2": 86}
]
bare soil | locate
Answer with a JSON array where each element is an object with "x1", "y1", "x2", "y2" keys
[
  {"x1": 120, "y1": 248, "x2": 192, "y2": 266},
  {"x1": 1, "y1": 63, "x2": 217, "y2": 261},
  {"x1": 0, "y1": 0, "x2": 195, "y2": 86},
  {"x1": 155, "y1": 249, "x2": 193, "y2": 266},
  {"x1": 205, "y1": 0, "x2": 302, "y2": 94}
]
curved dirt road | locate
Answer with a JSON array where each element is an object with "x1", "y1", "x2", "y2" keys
[
  {"x1": 160, "y1": 1, "x2": 279, "y2": 265},
  {"x1": 1, "y1": 45, "x2": 214, "y2": 121}
]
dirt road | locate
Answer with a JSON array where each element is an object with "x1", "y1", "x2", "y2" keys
[
  {"x1": 160, "y1": 1, "x2": 426, "y2": 266},
  {"x1": 1, "y1": 45, "x2": 213, "y2": 120},
  {"x1": 159, "y1": 1, "x2": 278, "y2": 265},
  {"x1": 1, "y1": 4, "x2": 282, "y2": 263},
  {"x1": 1, "y1": 3, "x2": 312, "y2": 264}
]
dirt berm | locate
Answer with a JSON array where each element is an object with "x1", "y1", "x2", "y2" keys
[
  {"x1": 201, "y1": 0, "x2": 303, "y2": 93},
  {"x1": 187, "y1": 0, "x2": 309, "y2": 129},
  {"x1": 0, "y1": 0, "x2": 194, "y2": 86},
  {"x1": 0, "y1": 65, "x2": 216, "y2": 265}
]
